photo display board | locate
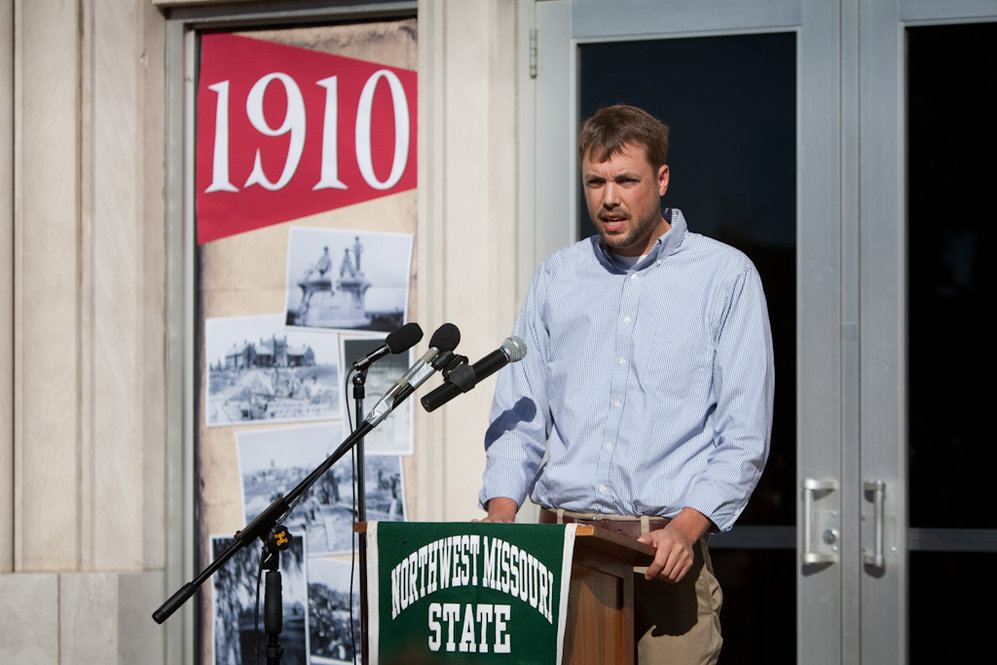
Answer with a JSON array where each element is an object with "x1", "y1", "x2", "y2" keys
[{"x1": 193, "y1": 19, "x2": 418, "y2": 665}]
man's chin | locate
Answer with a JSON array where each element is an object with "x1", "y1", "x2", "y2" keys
[{"x1": 597, "y1": 228, "x2": 629, "y2": 246}]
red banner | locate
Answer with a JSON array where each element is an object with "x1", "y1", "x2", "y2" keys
[{"x1": 195, "y1": 33, "x2": 417, "y2": 244}]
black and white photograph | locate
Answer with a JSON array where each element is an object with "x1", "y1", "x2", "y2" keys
[
  {"x1": 237, "y1": 423, "x2": 407, "y2": 557},
  {"x1": 357, "y1": 454, "x2": 407, "y2": 523},
  {"x1": 284, "y1": 227, "x2": 413, "y2": 333},
  {"x1": 341, "y1": 336, "x2": 415, "y2": 456},
  {"x1": 205, "y1": 314, "x2": 340, "y2": 427},
  {"x1": 238, "y1": 423, "x2": 357, "y2": 557},
  {"x1": 211, "y1": 534, "x2": 309, "y2": 665},
  {"x1": 307, "y1": 557, "x2": 361, "y2": 665}
]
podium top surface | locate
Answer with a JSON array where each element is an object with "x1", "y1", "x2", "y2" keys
[
  {"x1": 572, "y1": 523, "x2": 656, "y2": 566},
  {"x1": 356, "y1": 521, "x2": 656, "y2": 567}
]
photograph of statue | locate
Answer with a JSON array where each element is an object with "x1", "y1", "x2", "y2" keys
[{"x1": 284, "y1": 227, "x2": 412, "y2": 333}]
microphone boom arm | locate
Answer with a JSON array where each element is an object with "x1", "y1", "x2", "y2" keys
[{"x1": 153, "y1": 418, "x2": 376, "y2": 624}]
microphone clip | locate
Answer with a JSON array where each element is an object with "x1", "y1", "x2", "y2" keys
[
  {"x1": 434, "y1": 353, "x2": 476, "y2": 392},
  {"x1": 432, "y1": 351, "x2": 465, "y2": 374}
]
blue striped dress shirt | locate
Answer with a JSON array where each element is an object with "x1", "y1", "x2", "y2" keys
[{"x1": 479, "y1": 209, "x2": 774, "y2": 532}]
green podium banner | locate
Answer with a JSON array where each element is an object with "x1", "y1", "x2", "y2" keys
[{"x1": 366, "y1": 522, "x2": 579, "y2": 665}]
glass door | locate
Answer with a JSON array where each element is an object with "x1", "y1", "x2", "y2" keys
[
  {"x1": 531, "y1": 0, "x2": 997, "y2": 663},
  {"x1": 529, "y1": 1, "x2": 836, "y2": 663},
  {"x1": 907, "y1": 21, "x2": 997, "y2": 662},
  {"x1": 534, "y1": 0, "x2": 997, "y2": 660},
  {"x1": 860, "y1": 2, "x2": 997, "y2": 663}
]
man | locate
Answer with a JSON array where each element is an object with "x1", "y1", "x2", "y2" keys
[
  {"x1": 478, "y1": 105, "x2": 774, "y2": 663},
  {"x1": 352, "y1": 235, "x2": 365, "y2": 273},
  {"x1": 315, "y1": 245, "x2": 332, "y2": 276}
]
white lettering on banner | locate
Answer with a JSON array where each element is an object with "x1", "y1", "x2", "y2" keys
[
  {"x1": 509, "y1": 544, "x2": 519, "y2": 598},
  {"x1": 205, "y1": 81, "x2": 238, "y2": 193},
  {"x1": 444, "y1": 603, "x2": 460, "y2": 652},
  {"x1": 203, "y1": 70, "x2": 412, "y2": 194},
  {"x1": 314, "y1": 75, "x2": 347, "y2": 191},
  {"x1": 355, "y1": 69, "x2": 410, "y2": 190},
  {"x1": 418, "y1": 544, "x2": 429, "y2": 598},
  {"x1": 481, "y1": 533, "x2": 498, "y2": 587},
  {"x1": 408, "y1": 550, "x2": 419, "y2": 608},
  {"x1": 522, "y1": 554, "x2": 534, "y2": 605},
  {"x1": 391, "y1": 535, "x2": 554, "y2": 624},
  {"x1": 390, "y1": 555, "x2": 402, "y2": 616},
  {"x1": 438, "y1": 537, "x2": 453, "y2": 590},
  {"x1": 426, "y1": 603, "x2": 512, "y2": 654},
  {"x1": 494, "y1": 604, "x2": 512, "y2": 654},
  {"x1": 475, "y1": 604, "x2": 494, "y2": 653},
  {"x1": 428, "y1": 602, "x2": 442, "y2": 651},
  {"x1": 427, "y1": 539, "x2": 438, "y2": 595},
  {"x1": 501, "y1": 541, "x2": 511, "y2": 594},
  {"x1": 244, "y1": 73, "x2": 306, "y2": 190},
  {"x1": 459, "y1": 602, "x2": 476, "y2": 652}
]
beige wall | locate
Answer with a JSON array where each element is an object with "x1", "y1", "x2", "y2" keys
[
  {"x1": 416, "y1": 0, "x2": 522, "y2": 522},
  {"x1": 2, "y1": 0, "x2": 14, "y2": 580},
  {"x1": 0, "y1": 0, "x2": 526, "y2": 662},
  {"x1": 1, "y1": 0, "x2": 169, "y2": 662}
]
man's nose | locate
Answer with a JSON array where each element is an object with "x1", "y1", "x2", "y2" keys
[{"x1": 602, "y1": 182, "x2": 621, "y2": 207}]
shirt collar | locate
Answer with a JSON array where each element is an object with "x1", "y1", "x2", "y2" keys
[{"x1": 595, "y1": 208, "x2": 688, "y2": 271}]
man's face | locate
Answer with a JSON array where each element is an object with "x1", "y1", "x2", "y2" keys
[{"x1": 581, "y1": 141, "x2": 670, "y2": 257}]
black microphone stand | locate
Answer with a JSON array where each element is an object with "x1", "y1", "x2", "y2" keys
[
  {"x1": 262, "y1": 525, "x2": 292, "y2": 665},
  {"x1": 152, "y1": 336, "x2": 452, "y2": 663},
  {"x1": 152, "y1": 418, "x2": 377, "y2": 638},
  {"x1": 348, "y1": 349, "x2": 461, "y2": 664},
  {"x1": 352, "y1": 368, "x2": 371, "y2": 665}
]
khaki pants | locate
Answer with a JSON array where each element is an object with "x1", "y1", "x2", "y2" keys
[{"x1": 633, "y1": 539, "x2": 723, "y2": 664}]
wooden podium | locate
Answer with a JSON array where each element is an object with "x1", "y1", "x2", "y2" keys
[
  {"x1": 360, "y1": 522, "x2": 654, "y2": 665},
  {"x1": 563, "y1": 524, "x2": 654, "y2": 665}
]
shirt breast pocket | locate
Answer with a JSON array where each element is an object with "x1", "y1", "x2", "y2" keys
[{"x1": 643, "y1": 334, "x2": 711, "y2": 400}]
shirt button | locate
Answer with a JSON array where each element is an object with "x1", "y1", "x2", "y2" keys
[
  {"x1": 618, "y1": 358, "x2": 626, "y2": 365},
  {"x1": 656, "y1": 260, "x2": 662, "y2": 266},
  {"x1": 623, "y1": 315, "x2": 631, "y2": 323},
  {"x1": 630, "y1": 273, "x2": 638, "y2": 280},
  {"x1": 604, "y1": 443, "x2": 612, "y2": 451},
  {"x1": 614, "y1": 400, "x2": 621, "y2": 408},
  {"x1": 599, "y1": 485, "x2": 607, "y2": 493}
]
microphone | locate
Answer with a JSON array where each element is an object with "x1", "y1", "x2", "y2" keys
[
  {"x1": 351, "y1": 322, "x2": 423, "y2": 371},
  {"x1": 421, "y1": 336, "x2": 526, "y2": 412},
  {"x1": 363, "y1": 323, "x2": 461, "y2": 426}
]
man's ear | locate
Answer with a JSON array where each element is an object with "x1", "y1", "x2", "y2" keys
[{"x1": 657, "y1": 164, "x2": 670, "y2": 196}]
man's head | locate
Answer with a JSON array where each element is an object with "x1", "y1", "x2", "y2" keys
[
  {"x1": 578, "y1": 104, "x2": 670, "y2": 169},
  {"x1": 579, "y1": 105, "x2": 671, "y2": 256}
]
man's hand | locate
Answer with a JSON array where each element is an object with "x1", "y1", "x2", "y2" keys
[
  {"x1": 479, "y1": 497, "x2": 518, "y2": 523},
  {"x1": 637, "y1": 507, "x2": 712, "y2": 583}
]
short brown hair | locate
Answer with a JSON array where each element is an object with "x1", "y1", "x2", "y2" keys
[{"x1": 577, "y1": 104, "x2": 670, "y2": 168}]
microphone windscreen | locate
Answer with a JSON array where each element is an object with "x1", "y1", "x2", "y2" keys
[
  {"x1": 385, "y1": 322, "x2": 423, "y2": 353},
  {"x1": 429, "y1": 323, "x2": 461, "y2": 352},
  {"x1": 501, "y1": 336, "x2": 527, "y2": 362}
]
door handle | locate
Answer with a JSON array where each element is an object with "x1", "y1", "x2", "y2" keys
[
  {"x1": 863, "y1": 480, "x2": 886, "y2": 568},
  {"x1": 802, "y1": 478, "x2": 838, "y2": 564}
]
